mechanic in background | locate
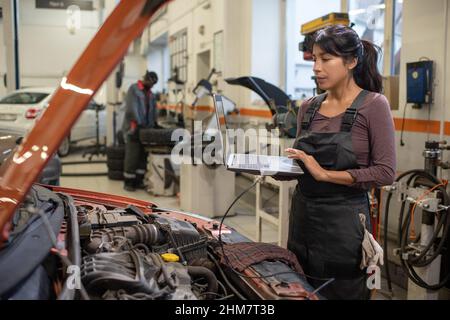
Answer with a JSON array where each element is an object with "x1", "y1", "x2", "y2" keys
[{"x1": 122, "y1": 71, "x2": 159, "y2": 191}]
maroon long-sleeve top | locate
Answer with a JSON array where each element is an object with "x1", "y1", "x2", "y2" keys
[{"x1": 296, "y1": 91, "x2": 396, "y2": 190}]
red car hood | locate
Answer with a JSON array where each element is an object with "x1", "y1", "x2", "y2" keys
[{"x1": 0, "y1": 0, "x2": 171, "y2": 242}]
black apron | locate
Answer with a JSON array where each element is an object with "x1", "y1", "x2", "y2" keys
[{"x1": 287, "y1": 90, "x2": 372, "y2": 300}]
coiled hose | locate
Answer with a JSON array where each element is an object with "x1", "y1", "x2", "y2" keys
[{"x1": 384, "y1": 169, "x2": 450, "y2": 292}]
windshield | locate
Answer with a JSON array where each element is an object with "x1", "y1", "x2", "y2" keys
[{"x1": 0, "y1": 92, "x2": 49, "y2": 105}]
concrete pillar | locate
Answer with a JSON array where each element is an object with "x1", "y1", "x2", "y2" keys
[{"x1": 2, "y1": 0, "x2": 20, "y2": 92}]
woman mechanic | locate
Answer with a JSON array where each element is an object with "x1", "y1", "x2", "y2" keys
[{"x1": 284, "y1": 25, "x2": 396, "y2": 300}]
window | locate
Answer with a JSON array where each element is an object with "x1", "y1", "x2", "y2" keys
[
  {"x1": 284, "y1": 0, "x2": 401, "y2": 98},
  {"x1": 169, "y1": 28, "x2": 188, "y2": 83},
  {"x1": 348, "y1": 0, "x2": 386, "y2": 74},
  {"x1": 0, "y1": 92, "x2": 49, "y2": 104},
  {"x1": 285, "y1": 0, "x2": 341, "y2": 100},
  {"x1": 391, "y1": 0, "x2": 403, "y2": 75}
]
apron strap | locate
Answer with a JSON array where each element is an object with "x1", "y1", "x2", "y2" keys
[
  {"x1": 340, "y1": 90, "x2": 369, "y2": 132},
  {"x1": 301, "y1": 93, "x2": 327, "y2": 131}
]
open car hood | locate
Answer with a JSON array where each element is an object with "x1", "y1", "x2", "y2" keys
[
  {"x1": 225, "y1": 76, "x2": 292, "y2": 115},
  {"x1": 0, "y1": 0, "x2": 171, "y2": 242},
  {"x1": 0, "y1": 133, "x2": 18, "y2": 164}
]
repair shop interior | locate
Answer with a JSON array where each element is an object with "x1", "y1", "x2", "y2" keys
[{"x1": 0, "y1": 0, "x2": 449, "y2": 302}]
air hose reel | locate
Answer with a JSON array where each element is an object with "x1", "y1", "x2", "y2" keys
[{"x1": 382, "y1": 140, "x2": 450, "y2": 293}]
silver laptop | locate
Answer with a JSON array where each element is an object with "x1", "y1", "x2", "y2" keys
[{"x1": 212, "y1": 94, "x2": 303, "y2": 177}]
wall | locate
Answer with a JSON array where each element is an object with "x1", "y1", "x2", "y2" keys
[
  {"x1": 147, "y1": 35, "x2": 170, "y2": 94},
  {"x1": 0, "y1": 1, "x2": 119, "y2": 142},
  {"x1": 142, "y1": 0, "x2": 247, "y2": 114},
  {"x1": 380, "y1": 0, "x2": 450, "y2": 238},
  {"x1": 142, "y1": 0, "x2": 284, "y2": 116},
  {"x1": 17, "y1": 0, "x2": 101, "y2": 88},
  {"x1": 223, "y1": 0, "x2": 252, "y2": 108},
  {"x1": 393, "y1": 0, "x2": 450, "y2": 175},
  {"x1": 250, "y1": 0, "x2": 282, "y2": 104},
  {"x1": 393, "y1": 0, "x2": 450, "y2": 178},
  {"x1": 122, "y1": 40, "x2": 148, "y2": 95},
  {"x1": 0, "y1": 0, "x2": 109, "y2": 99}
]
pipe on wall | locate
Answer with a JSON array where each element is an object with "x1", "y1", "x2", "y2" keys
[{"x1": 440, "y1": 0, "x2": 449, "y2": 142}]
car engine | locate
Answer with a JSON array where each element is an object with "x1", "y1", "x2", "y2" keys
[{"x1": 76, "y1": 202, "x2": 217, "y2": 300}]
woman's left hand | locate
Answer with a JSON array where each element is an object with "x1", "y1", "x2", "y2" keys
[{"x1": 285, "y1": 148, "x2": 329, "y2": 182}]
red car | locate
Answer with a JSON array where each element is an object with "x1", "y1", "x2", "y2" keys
[{"x1": 0, "y1": 0, "x2": 319, "y2": 300}]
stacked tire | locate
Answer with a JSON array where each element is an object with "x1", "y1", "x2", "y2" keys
[
  {"x1": 139, "y1": 128, "x2": 177, "y2": 147},
  {"x1": 107, "y1": 131, "x2": 125, "y2": 180}
]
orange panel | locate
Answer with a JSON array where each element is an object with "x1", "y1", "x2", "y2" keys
[
  {"x1": 393, "y1": 118, "x2": 443, "y2": 135},
  {"x1": 238, "y1": 108, "x2": 273, "y2": 118}
]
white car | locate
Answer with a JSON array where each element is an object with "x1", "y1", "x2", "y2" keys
[{"x1": 0, "y1": 87, "x2": 106, "y2": 156}]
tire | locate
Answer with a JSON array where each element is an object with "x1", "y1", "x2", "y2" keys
[
  {"x1": 108, "y1": 170, "x2": 124, "y2": 181},
  {"x1": 58, "y1": 136, "x2": 71, "y2": 157},
  {"x1": 107, "y1": 158, "x2": 124, "y2": 171},
  {"x1": 139, "y1": 128, "x2": 176, "y2": 146},
  {"x1": 106, "y1": 145, "x2": 125, "y2": 160}
]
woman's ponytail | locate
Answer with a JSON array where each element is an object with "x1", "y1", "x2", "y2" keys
[{"x1": 354, "y1": 39, "x2": 383, "y2": 93}]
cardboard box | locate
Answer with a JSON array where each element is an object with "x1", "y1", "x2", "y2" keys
[{"x1": 382, "y1": 76, "x2": 399, "y2": 110}]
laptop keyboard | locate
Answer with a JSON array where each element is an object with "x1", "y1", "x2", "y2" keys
[
  {"x1": 240, "y1": 163, "x2": 262, "y2": 169},
  {"x1": 232, "y1": 154, "x2": 271, "y2": 169},
  {"x1": 228, "y1": 153, "x2": 303, "y2": 175}
]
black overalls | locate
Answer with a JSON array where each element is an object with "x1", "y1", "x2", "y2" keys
[{"x1": 287, "y1": 90, "x2": 372, "y2": 300}]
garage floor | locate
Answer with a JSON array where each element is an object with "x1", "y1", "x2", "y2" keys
[{"x1": 59, "y1": 144, "x2": 407, "y2": 300}]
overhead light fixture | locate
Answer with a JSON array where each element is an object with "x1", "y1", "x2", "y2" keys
[{"x1": 66, "y1": 5, "x2": 81, "y2": 35}]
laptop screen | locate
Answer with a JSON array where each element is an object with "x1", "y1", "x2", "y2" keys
[{"x1": 212, "y1": 94, "x2": 235, "y2": 165}]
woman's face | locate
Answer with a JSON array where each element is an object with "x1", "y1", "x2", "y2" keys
[{"x1": 312, "y1": 44, "x2": 357, "y2": 91}]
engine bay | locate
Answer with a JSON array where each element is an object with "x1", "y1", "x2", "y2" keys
[{"x1": 0, "y1": 185, "x2": 319, "y2": 300}]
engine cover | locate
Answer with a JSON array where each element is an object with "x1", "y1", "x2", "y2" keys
[{"x1": 81, "y1": 250, "x2": 196, "y2": 300}]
